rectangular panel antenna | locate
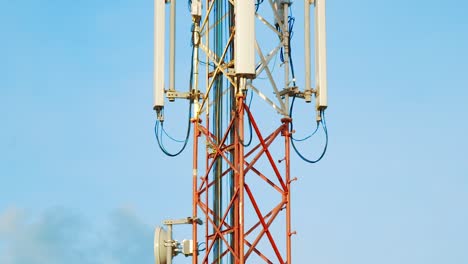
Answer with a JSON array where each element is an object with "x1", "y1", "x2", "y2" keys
[
  {"x1": 315, "y1": 0, "x2": 328, "y2": 109},
  {"x1": 305, "y1": 0, "x2": 312, "y2": 101},
  {"x1": 154, "y1": 0, "x2": 165, "y2": 109},
  {"x1": 235, "y1": 1, "x2": 255, "y2": 77}
]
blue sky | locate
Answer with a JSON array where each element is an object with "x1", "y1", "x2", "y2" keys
[{"x1": 1, "y1": 0, "x2": 467, "y2": 263}]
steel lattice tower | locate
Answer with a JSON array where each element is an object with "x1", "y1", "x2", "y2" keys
[{"x1": 153, "y1": 1, "x2": 328, "y2": 263}]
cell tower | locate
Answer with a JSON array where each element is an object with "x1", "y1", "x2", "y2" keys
[{"x1": 153, "y1": 0, "x2": 328, "y2": 263}]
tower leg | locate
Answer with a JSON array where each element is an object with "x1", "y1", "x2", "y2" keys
[
  {"x1": 282, "y1": 117, "x2": 293, "y2": 264},
  {"x1": 192, "y1": 118, "x2": 200, "y2": 264}
]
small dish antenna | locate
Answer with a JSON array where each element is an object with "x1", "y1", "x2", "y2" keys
[
  {"x1": 154, "y1": 226, "x2": 168, "y2": 264},
  {"x1": 154, "y1": 217, "x2": 204, "y2": 264}
]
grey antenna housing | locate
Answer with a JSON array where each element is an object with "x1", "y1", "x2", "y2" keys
[{"x1": 154, "y1": 226, "x2": 169, "y2": 264}]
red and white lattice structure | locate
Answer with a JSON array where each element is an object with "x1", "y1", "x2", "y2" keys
[{"x1": 153, "y1": 1, "x2": 328, "y2": 263}]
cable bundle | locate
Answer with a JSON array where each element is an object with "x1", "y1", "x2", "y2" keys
[
  {"x1": 154, "y1": 42, "x2": 196, "y2": 157},
  {"x1": 289, "y1": 96, "x2": 328, "y2": 163}
]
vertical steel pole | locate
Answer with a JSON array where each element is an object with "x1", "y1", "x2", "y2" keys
[
  {"x1": 283, "y1": 3, "x2": 290, "y2": 112},
  {"x1": 233, "y1": 110, "x2": 239, "y2": 264},
  {"x1": 232, "y1": 78, "x2": 240, "y2": 264},
  {"x1": 192, "y1": 119, "x2": 199, "y2": 264},
  {"x1": 283, "y1": 117, "x2": 292, "y2": 264},
  {"x1": 229, "y1": 2, "x2": 236, "y2": 263},
  {"x1": 213, "y1": 1, "x2": 222, "y2": 262},
  {"x1": 205, "y1": 2, "x2": 210, "y2": 258},
  {"x1": 193, "y1": 20, "x2": 201, "y2": 118},
  {"x1": 238, "y1": 78, "x2": 246, "y2": 264}
]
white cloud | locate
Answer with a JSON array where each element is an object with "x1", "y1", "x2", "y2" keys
[{"x1": 0, "y1": 207, "x2": 153, "y2": 264}]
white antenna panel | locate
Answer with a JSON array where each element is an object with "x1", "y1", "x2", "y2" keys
[
  {"x1": 154, "y1": 0, "x2": 166, "y2": 109},
  {"x1": 315, "y1": 0, "x2": 328, "y2": 109},
  {"x1": 234, "y1": 1, "x2": 255, "y2": 77}
]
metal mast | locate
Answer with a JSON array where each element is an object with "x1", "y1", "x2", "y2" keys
[{"x1": 153, "y1": 1, "x2": 329, "y2": 263}]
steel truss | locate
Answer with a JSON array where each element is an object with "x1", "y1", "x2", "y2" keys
[
  {"x1": 192, "y1": 97, "x2": 294, "y2": 263},
  {"x1": 154, "y1": 0, "x2": 328, "y2": 262},
  {"x1": 189, "y1": 1, "x2": 298, "y2": 263}
]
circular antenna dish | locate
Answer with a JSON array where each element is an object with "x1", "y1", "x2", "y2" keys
[{"x1": 154, "y1": 226, "x2": 168, "y2": 264}]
